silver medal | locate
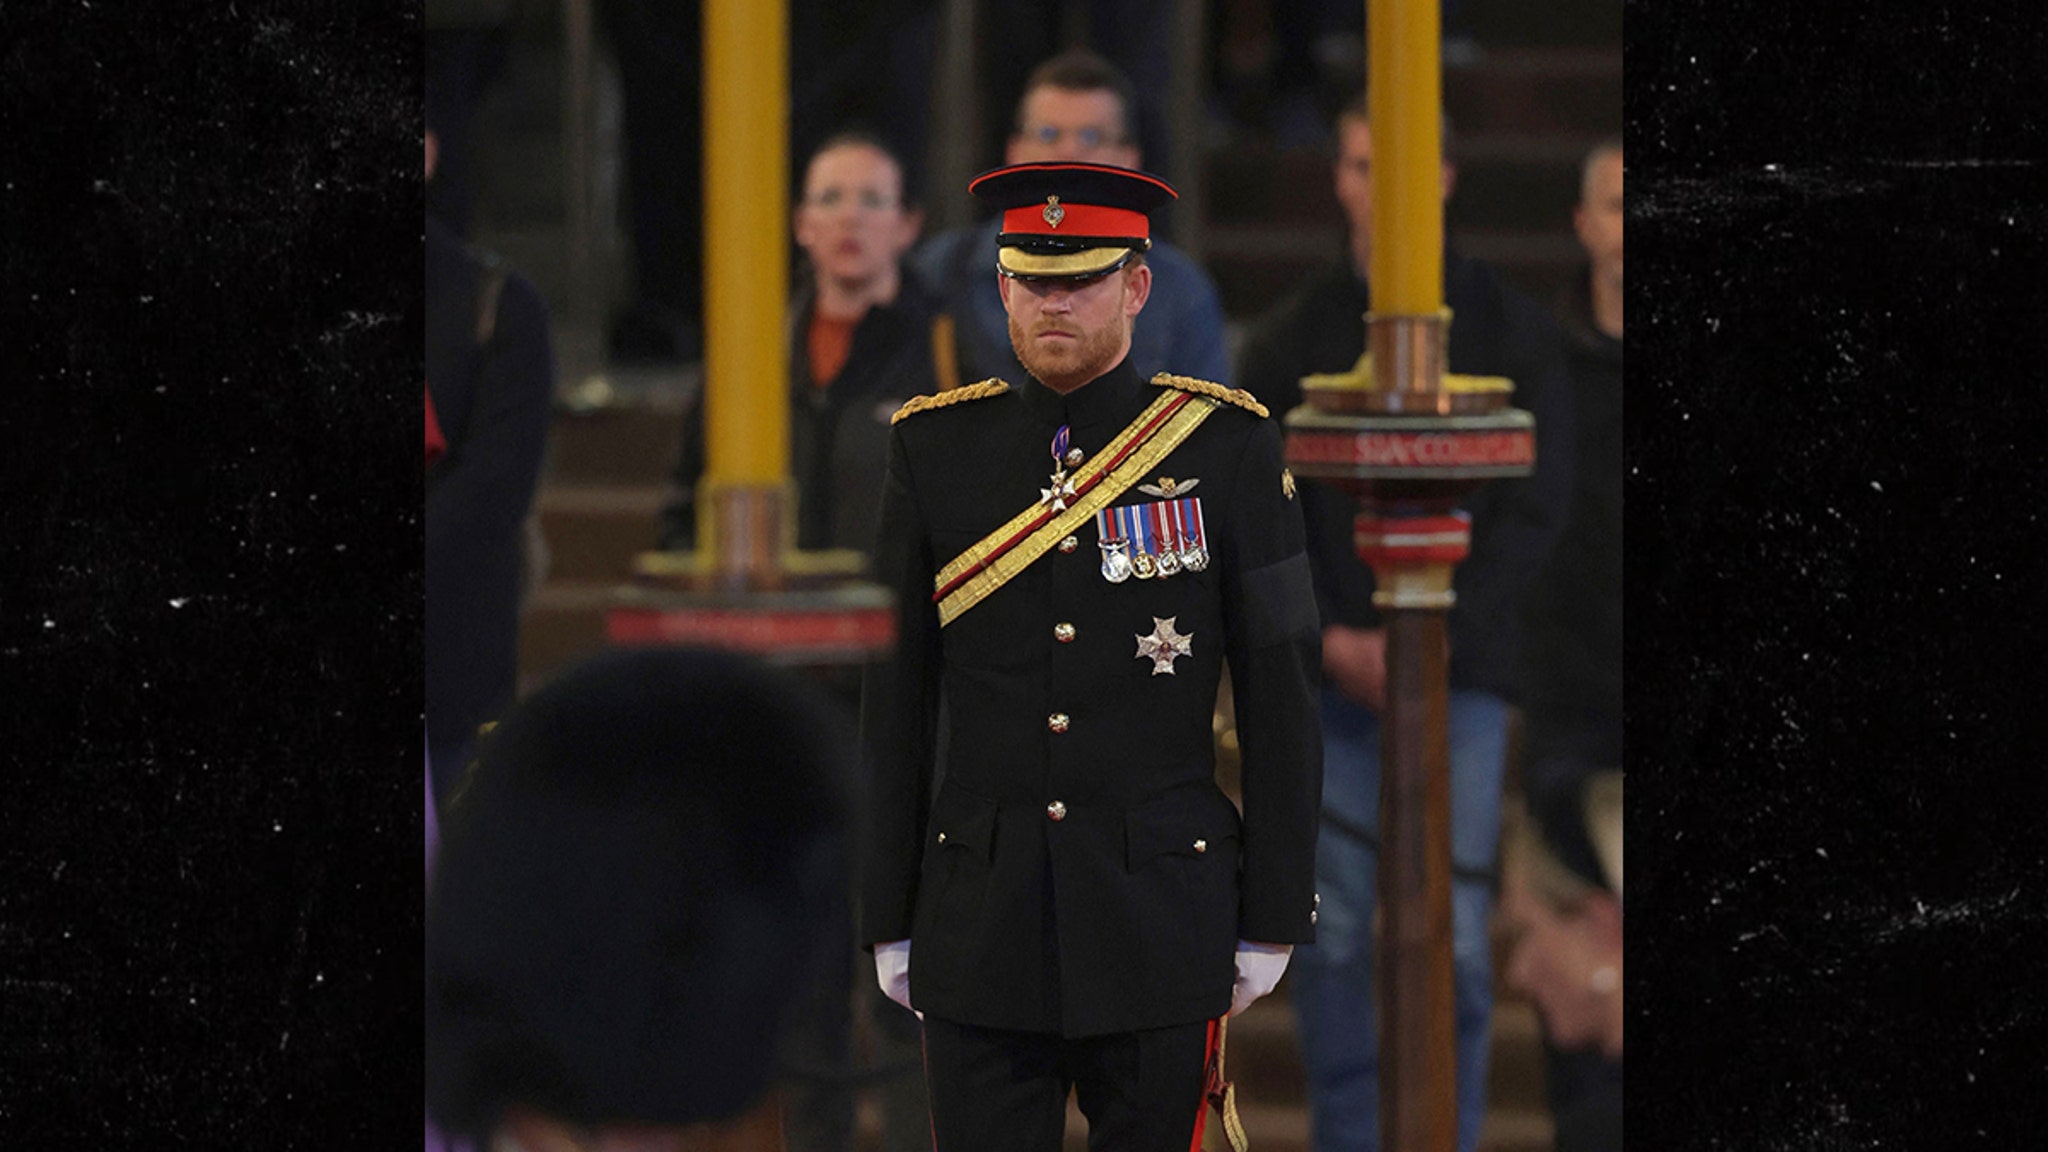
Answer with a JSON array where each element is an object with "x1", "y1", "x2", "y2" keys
[{"x1": 1100, "y1": 539, "x2": 1133, "y2": 584}]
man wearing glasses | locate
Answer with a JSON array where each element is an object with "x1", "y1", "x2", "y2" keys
[{"x1": 913, "y1": 49, "x2": 1231, "y2": 392}]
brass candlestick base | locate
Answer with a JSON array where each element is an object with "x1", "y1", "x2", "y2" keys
[{"x1": 609, "y1": 482, "x2": 897, "y2": 666}]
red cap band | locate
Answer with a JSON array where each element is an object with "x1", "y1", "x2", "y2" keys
[{"x1": 1002, "y1": 201, "x2": 1150, "y2": 240}]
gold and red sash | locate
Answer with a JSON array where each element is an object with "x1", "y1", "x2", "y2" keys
[{"x1": 933, "y1": 389, "x2": 1220, "y2": 627}]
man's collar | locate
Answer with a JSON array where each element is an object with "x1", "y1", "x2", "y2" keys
[{"x1": 1023, "y1": 355, "x2": 1144, "y2": 436}]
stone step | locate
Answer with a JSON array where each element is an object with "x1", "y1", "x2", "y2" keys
[
  {"x1": 518, "y1": 579, "x2": 616, "y2": 693},
  {"x1": 535, "y1": 483, "x2": 671, "y2": 582},
  {"x1": 547, "y1": 402, "x2": 689, "y2": 487}
]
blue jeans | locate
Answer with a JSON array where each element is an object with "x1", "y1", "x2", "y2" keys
[{"x1": 1291, "y1": 688, "x2": 1509, "y2": 1152}]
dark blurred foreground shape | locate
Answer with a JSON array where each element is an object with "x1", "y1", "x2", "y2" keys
[{"x1": 427, "y1": 648, "x2": 852, "y2": 1150}]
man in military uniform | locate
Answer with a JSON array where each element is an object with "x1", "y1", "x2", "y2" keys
[{"x1": 861, "y1": 163, "x2": 1323, "y2": 1151}]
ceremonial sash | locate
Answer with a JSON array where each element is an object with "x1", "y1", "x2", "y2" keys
[{"x1": 934, "y1": 390, "x2": 1220, "y2": 626}]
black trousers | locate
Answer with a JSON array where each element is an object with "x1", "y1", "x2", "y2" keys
[{"x1": 922, "y1": 1016, "x2": 1213, "y2": 1152}]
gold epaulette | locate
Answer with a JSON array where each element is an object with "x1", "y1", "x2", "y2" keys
[
  {"x1": 890, "y1": 378, "x2": 1011, "y2": 424},
  {"x1": 1150, "y1": 373, "x2": 1270, "y2": 419}
]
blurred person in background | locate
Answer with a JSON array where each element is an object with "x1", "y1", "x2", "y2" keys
[
  {"x1": 425, "y1": 0, "x2": 517, "y2": 237},
  {"x1": 1236, "y1": 93, "x2": 1574, "y2": 1152},
  {"x1": 972, "y1": 2, "x2": 1173, "y2": 183},
  {"x1": 662, "y1": 132, "x2": 942, "y2": 559},
  {"x1": 662, "y1": 129, "x2": 944, "y2": 1152},
  {"x1": 426, "y1": 129, "x2": 555, "y2": 808},
  {"x1": 914, "y1": 49, "x2": 1231, "y2": 392},
  {"x1": 1501, "y1": 770, "x2": 1622, "y2": 1152},
  {"x1": 426, "y1": 648, "x2": 852, "y2": 1152},
  {"x1": 1517, "y1": 141, "x2": 1622, "y2": 1152},
  {"x1": 1522, "y1": 140, "x2": 1622, "y2": 779}
]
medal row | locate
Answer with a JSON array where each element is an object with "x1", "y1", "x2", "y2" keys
[{"x1": 1094, "y1": 498, "x2": 1208, "y2": 584}]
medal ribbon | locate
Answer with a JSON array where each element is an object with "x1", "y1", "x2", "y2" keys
[
  {"x1": 935, "y1": 391, "x2": 1186, "y2": 596},
  {"x1": 935, "y1": 394, "x2": 1222, "y2": 625}
]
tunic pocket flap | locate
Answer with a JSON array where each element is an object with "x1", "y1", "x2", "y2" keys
[
  {"x1": 928, "y1": 784, "x2": 999, "y2": 860},
  {"x1": 1125, "y1": 787, "x2": 1240, "y2": 869}
]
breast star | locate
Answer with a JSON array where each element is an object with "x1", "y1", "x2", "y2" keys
[{"x1": 1134, "y1": 616, "x2": 1195, "y2": 676}]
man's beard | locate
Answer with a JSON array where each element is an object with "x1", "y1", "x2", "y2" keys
[{"x1": 1010, "y1": 312, "x2": 1127, "y2": 393}]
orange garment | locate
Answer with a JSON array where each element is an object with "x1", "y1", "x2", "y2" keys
[{"x1": 807, "y1": 313, "x2": 858, "y2": 387}]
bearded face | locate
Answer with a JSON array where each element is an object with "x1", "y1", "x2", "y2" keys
[{"x1": 999, "y1": 264, "x2": 1150, "y2": 393}]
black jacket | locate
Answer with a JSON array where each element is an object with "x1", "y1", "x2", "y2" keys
[
  {"x1": 664, "y1": 269, "x2": 942, "y2": 555},
  {"x1": 1237, "y1": 254, "x2": 1575, "y2": 703},
  {"x1": 860, "y1": 357, "x2": 1323, "y2": 1038},
  {"x1": 1522, "y1": 268, "x2": 1624, "y2": 766},
  {"x1": 425, "y1": 218, "x2": 554, "y2": 777}
]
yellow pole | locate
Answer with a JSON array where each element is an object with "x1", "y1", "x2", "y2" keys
[
  {"x1": 702, "y1": 0, "x2": 789, "y2": 486},
  {"x1": 1366, "y1": 0, "x2": 1442, "y2": 315}
]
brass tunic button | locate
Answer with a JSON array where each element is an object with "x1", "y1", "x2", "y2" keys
[
  {"x1": 1048, "y1": 712, "x2": 1070, "y2": 733},
  {"x1": 1064, "y1": 447, "x2": 1085, "y2": 467},
  {"x1": 1047, "y1": 800, "x2": 1067, "y2": 822},
  {"x1": 1193, "y1": 839, "x2": 1207, "y2": 854},
  {"x1": 1311, "y1": 910, "x2": 1319, "y2": 925},
  {"x1": 1054, "y1": 622, "x2": 1076, "y2": 643},
  {"x1": 1058, "y1": 535, "x2": 1079, "y2": 553},
  {"x1": 937, "y1": 832, "x2": 947, "y2": 844}
]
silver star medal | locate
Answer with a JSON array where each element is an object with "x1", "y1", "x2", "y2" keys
[
  {"x1": 1040, "y1": 469, "x2": 1076, "y2": 512},
  {"x1": 1134, "y1": 616, "x2": 1194, "y2": 676},
  {"x1": 1041, "y1": 424, "x2": 1078, "y2": 512}
]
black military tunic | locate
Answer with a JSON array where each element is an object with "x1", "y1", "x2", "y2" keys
[{"x1": 860, "y1": 356, "x2": 1323, "y2": 1039}]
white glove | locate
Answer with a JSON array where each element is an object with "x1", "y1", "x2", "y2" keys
[
  {"x1": 1230, "y1": 940, "x2": 1294, "y2": 1016},
  {"x1": 875, "y1": 939, "x2": 920, "y2": 1019}
]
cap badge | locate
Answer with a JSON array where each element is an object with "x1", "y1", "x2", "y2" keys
[{"x1": 1043, "y1": 195, "x2": 1065, "y2": 227}]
